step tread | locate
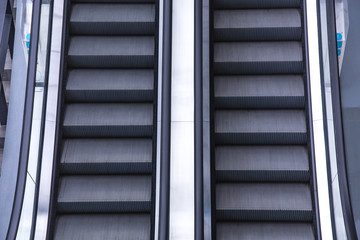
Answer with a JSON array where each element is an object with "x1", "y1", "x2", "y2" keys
[
  {"x1": 61, "y1": 138, "x2": 152, "y2": 164},
  {"x1": 58, "y1": 175, "x2": 151, "y2": 203},
  {"x1": 68, "y1": 36, "x2": 154, "y2": 56},
  {"x1": 63, "y1": 103, "x2": 153, "y2": 127},
  {"x1": 214, "y1": 75, "x2": 304, "y2": 97},
  {"x1": 215, "y1": 146, "x2": 309, "y2": 171},
  {"x1": 54, "y1": 214, "x2": 150, "y2": 240},
  {"x1": 214, "y1": 9, "x2": 301, "y2": 29},
  {"x1": 66, "y1": 69, "x2": 154, "y2": 91},
  {"x1": 214, "y1": 41, "x2": 302, "y2": 63},
  {"x1": 216, "y1": 183, "x2": 312, "y2": 211},
  {"x1": 216, "y1": 222, "x2": 314, "y2": 240},
  {"x1": 214, "y1": 0, "x2": 301, "y2": 9},
  {"x1": 215, "y1": 110, "x2": 306, "y2": 133},
  {"x1": 71, "y1": 3, "x2": 155, "y2": 23}
]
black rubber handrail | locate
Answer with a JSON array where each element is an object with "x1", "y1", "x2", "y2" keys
[
  {"x1": 326, "y1": 0, "x2": 358, "y2": 238},
  {"x1": 158, "y1": 0, "x2": 172, "y2": 239}
]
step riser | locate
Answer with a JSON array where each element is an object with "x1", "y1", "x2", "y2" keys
[
  {"x1": 216, "y1": 210, "x2": 313, "y2": 222},
  {"x1": 66, "y1": 90, "x2": 154, "y2": 102},
  {"x1": 214, "y1": 0, "x2": 301, "y2": 9},
  {"x1": 57, "y1": 202, "x2": 151, "y2": 213},
  {"x1": 216, "y1": 171, "x2": 310, "y2": 182},
  {"x1": 215, "y1": 28, "x2": 301, "y2": 41},
  {"x1": 71, "y1": 23, "x2": 155, "y2": 35},
  {"x1": 60, "y1": 163, "x2": 152, "y2": 175},
  {"x1": 215, "y1": 97, "x2": 305, "y2": 109}
]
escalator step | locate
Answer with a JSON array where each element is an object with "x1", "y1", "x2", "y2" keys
[
  {"x1": 216, "y1": 183, "x2": 313, "y2": 221},
  {"x1": 63, "y1": 103, "x2": 153, "y2": 137},
  {"x1": 216, "y1": 222, "x2": 315, "y2": 240},
  {"x1": 214, "y1": 0, "x2": 301, "y2": 9},
  {"x1": 57, "y1": 175, "x2": 152, "y2": 213},
  {"x1": 214, "y1": 75, "x2": 304, "y2": 109},
  {"x1": 215, "y1": 110, "x2": 307, "y2": 144},
  {"x1": 68, "y1": 36, "x2": 154, "y2": 68},
  {"x1": 72, "y1": 0, "x2": 154, "y2": 3},
  {"x1": 214, "y1": 41, "x2": 303, "y2": 74},
  {"x1": 65, "y1": 69, "x2": 154, "y2": 102},
  {"x1": 215, "y1": 146, "x2": 309, "y2": 182},
  {"x1": 70, "y1": 3, "x2": 155, "y2": 35},
  {"x1": 214, "y1": 9, "x2": 301, "y2": 41},
  {"x1": 54, "y1": 214, "x2": 151, "y2": 240},
  {"x1": 60, "y1": 138, "x2": 152, "y2": 174}
]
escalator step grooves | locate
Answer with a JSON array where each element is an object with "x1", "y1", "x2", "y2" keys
[
  {"x1": 211, "y1": 1, "x2": 316, "y2": 239},
  {"x1": 52, "y1": 1, "x2": 157, "y2": 239}
]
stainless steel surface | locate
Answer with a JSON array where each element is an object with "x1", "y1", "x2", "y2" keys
[
  {"x1": 169, "y1": 0, "x2": 194, "y2": 239},
  {"x1": 154, "y1": 0, "x2": 163, "y2": 239},
  {"x1": 306, "y1": 0, "x2": 334, "y2": 238},
  {"x1": 33, "y1": 0, "x2": 64, "y2": 237},
  {"x1": 202, "y1": 0, "x2": 211, "y2": 239}
]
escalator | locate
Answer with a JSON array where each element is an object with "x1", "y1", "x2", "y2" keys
[
  {"x1": 49, "y1": 1, "x2": 158, "y2": 239},
  {"x1": 211, "y1": 0, "x2": 317, "y2": 239}
]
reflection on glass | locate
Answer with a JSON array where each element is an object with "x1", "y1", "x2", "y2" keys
[
  {"x1": 19, "y1": 0, "x2": 33, "y2": 63},
  {"x1": 335, "y1": 0, "x2": 349, "y2": 73}
]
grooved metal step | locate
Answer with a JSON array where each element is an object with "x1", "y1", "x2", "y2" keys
[
  {"x1": 214, "y1": 75, "x2": 305, "y2": 109},
  {"x1": 70, "y1": 4, "x2": 155, "y2": 35},
  {"x1": 214, "y1": 42, "x2": 303, "y2": 74},
  {"x1": 68, "y1": 36, "x2": 154, "y2": 68},
  {"x1": 215, "y1": 146, "x2": 309, "y2": 182},
  {"x1": 65, "y1": 69, "x2": 154, "y2": 102},
  {"x1": 57, "y1": 175, "x2": 152, "y2": 213},
  {"x1": 211, "y1": 1, "x2": 315, "y2": 238},
  {"x1": 72, "y1": 0, "x2": 155, "y2": 2},
  {"x1": 52, "y1": 1, "x2": 157, "y2": 238},
  {"x1": 63, "y1": 103, "x2": 153, "y2": 137},
  {"x1": 214, "y1": 9, "x2": 301, "y2": 41},
  {"x1": 60, "y1": 138, "x2": 152, "y2": 174},
  {"x1": 216, "y1": 183, "x2": 313, "y2": 221},
  {"x1": 215, "y1": 110, "x2": 307, "y2": 144},
  {"x1": 216, "y1": 223, "x2": 315, "y2": 240},
  {"x1": 214, "y1": 0, "x2": 301, "y2": 9},
  {"x1": 54, "y1": 214, "x2": 151, "y2": 240}
]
